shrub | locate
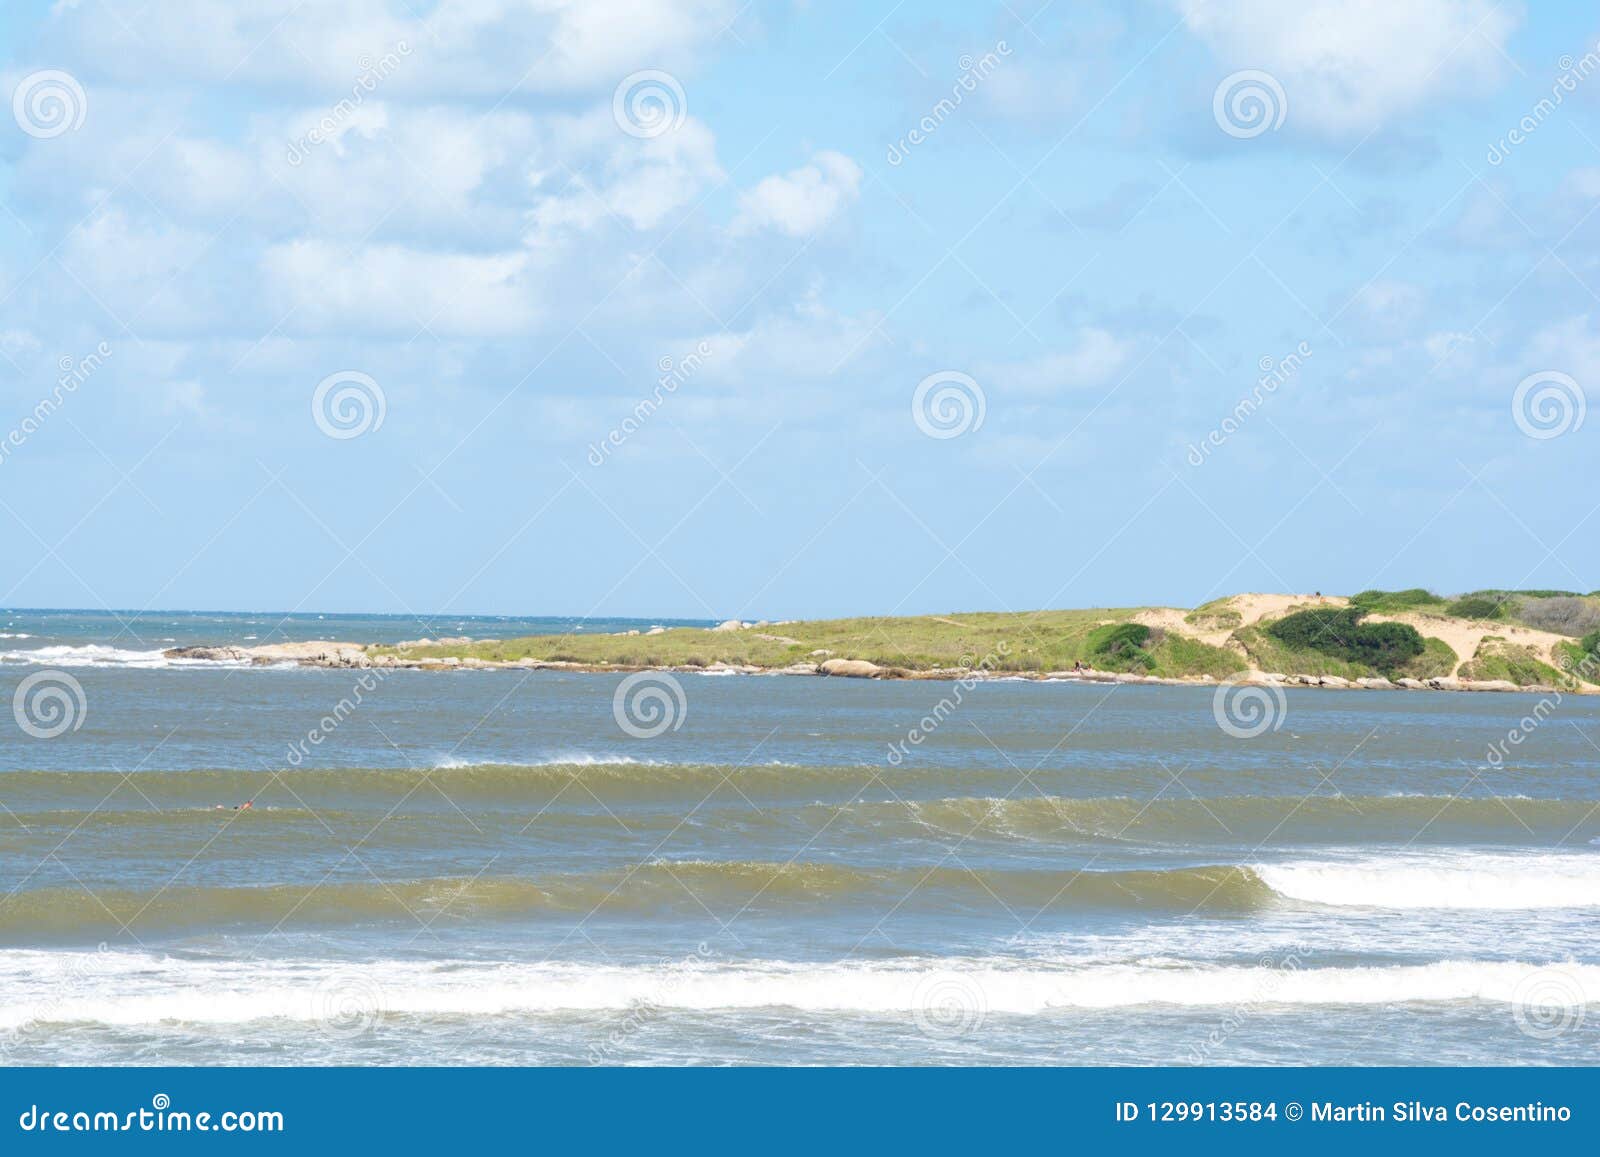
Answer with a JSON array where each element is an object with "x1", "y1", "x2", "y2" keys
[
  {"x1": 1349, "y1": 588, "x2": 1441, "y2": 613},
  {"x1": 1086, "y1": 622, "x2": 1157, "y2": 669},
  {"x1": 1267, "y1": 608, "x2": 1424, "y2": 674},
  {"x1": 1511, "y1": 596, "x2": 1600, "y2": 637},
  {"x1": 1088, "y1": 622, "x2": 1151, "y2": 659},
  {"x1": 1447, "y1": 596, "x2": 1503, "y2": 620}
]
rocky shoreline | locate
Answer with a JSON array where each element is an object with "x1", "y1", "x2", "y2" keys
[{"x1": 161, "y1": 642, "x2": 1580, "y2": 694}]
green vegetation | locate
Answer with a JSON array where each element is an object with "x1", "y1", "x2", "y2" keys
[
  {"x1": 362, "y1": 593, "x2": 1582, "y2": 688},
  {"x1": 1408, "y1": 637, "x2": 1461, "y2": 680},
  {"x1": 1266, "y1": 608, "x2": 1425, "y2": 674},
  {"x1": 1348, "y1": 588, "x2": 1446, "y2": 614},
  {"x1": 1446, "y1": 596, "x2": 1503, "y2": 620},
  {"x1": 1087, "y1": 622, "x2": 1154, "y2": 667},
  {"x1": 370, "y1": 608, "x2": 1248, "y2": 678},
  {"x1": 1184, "y1": 597, "x2": 1243, "y2": 631},
  {"x1": 1460, "y1": 640, "x2": 1569, "y2": 688},
  {"x1": 1559, "y1": 629, "x2": 1600, "y2": 677}
]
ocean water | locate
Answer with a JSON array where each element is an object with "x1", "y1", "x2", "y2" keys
[{"x1": 0, "y1": 611, "x2": 1596, "y2": 1066}]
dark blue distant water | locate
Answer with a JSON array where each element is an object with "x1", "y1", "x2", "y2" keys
[{"x1": 0, "y1": 608, "x2": 712, "y2": 664}]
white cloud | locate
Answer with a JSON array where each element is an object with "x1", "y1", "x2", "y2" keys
[
  {"x1": 527, "y1": 114, "x2": 724, "y2": 240},
  {"x1": 977, "y1": 328, "x2": 1132, "y2": 395},
  {"x1": 59, "y1": 0, "x2": 735, "y2": 96},
  {"x1": 692, "y1": 290, "x2": 885, "y2": 387},
  {"x1": 261, "y1": 239, "x2": 539, "y2": 336},
  {"x1": 1523, "y1": 314, "x2": 1600, "y2": 374},
  {"x1": 1180, "y1": 0, "x2": 1519, "y2": 136},
  {"x1": 731, "y1": 151, "x2": 863, "y2": 237},
  {"x1": 1345, "y1": 278, "x2": 1426, "y2": 335}
]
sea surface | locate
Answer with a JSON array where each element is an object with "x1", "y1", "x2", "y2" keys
[{"x1": 0, "y1": 609, "x2": 1596, "y2": 1065}]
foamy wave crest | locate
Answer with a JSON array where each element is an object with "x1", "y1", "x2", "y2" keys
[
  {"x1": 0, "y1": 952, "x2": 1595, "y2": 1025},
  {"x1": 0, "y1": 644, "x2": 252, "y2": 669},
  {"x1": 1258, "y1": 854, "x2": 1600, "y2": 910},
  {"x1": 430, "y1": 753, "x2": 653, "y2": 769}
]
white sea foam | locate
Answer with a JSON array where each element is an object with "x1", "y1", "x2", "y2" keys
[
  {"x1": 1257, "y1": 853, "x2": 1600, "y2": 910},
  {"x1": 429, "y1": 753, "x2": 653, "y2": 769},
  {"x1": 0, "y1": 643, "x2": 253, "y2": 669},
  {"x1": 0, "y1": 951, "x2": 1592, "y2": 1026}
]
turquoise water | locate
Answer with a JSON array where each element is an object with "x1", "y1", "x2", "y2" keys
[{"x1": 0, "y1": 612, "x2": 1596, "y2": 1065}]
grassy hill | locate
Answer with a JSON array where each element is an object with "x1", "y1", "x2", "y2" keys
[{"x1": 370, "y1": 589, "x2": 1600, "y2": 689}]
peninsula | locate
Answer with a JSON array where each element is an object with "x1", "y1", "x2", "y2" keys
[{"x1": 164, "y1": 589, "x2": 1600, "y2": 694}]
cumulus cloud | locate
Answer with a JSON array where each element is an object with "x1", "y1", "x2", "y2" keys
[
  {"x1": 731, "y1": 151, "x2": 863, "y2": 237},
  {"x1": 527, "y1": 114, "x2": 724, "y2": 240},
  {"x1": 977, "y1": 328, "x2": 1132, "y2": 396},
  {"x1": 261, "y1": 239, "x2": 539, "y2": 337},
  {"x1": 692, "y1": 289, "x2": 885, "y2": 386},
  {"x1": 1180, "y1": 0, "x2": 1519, "y2": 137},
  {"x1": 55, "y1": 0, "x2": 736, "y2": 96}
]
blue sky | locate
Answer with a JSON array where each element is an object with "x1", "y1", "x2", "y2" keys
[{"x1": 1, "y1": 0, "x2": 1597, "y2": 620}]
